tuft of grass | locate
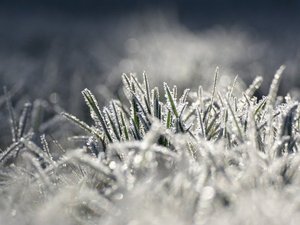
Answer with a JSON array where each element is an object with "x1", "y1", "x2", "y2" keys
[{"x1": 1, "y1": 68, "x2": 300, "y2": 225}]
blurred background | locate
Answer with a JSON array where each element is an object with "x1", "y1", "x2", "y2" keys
[{"x1": 0, "y1": 0, "x2": 300, "y2": 146}]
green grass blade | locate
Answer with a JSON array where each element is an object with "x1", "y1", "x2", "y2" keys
[
  {"x1": 267, "y1": 65, "x2": 285, "y2": 108},
  {"x1": 226, "y1": 97, "x2": 243, "y2": 141},
  {"x1": 82, "y1": 88, "x2": 113, "y2": 143},
  {"x1": 104, "y1": 108, "x2": 121, "y2": 141},
  {"x1": 245, "y1": 76, "x2": 263, "y2": 97},
  {"x1": 164, "y1": 83, "x2": 179, "y2": 118},
  {"x1": 112, "y1": 101, "x2": 122, "y2": 136},
  {"x1": 143, "y1": 72, "x2": 151, "y2": 114},
  {"x1": 120, "y1": 112, "x2": 129, "y2": 141}
]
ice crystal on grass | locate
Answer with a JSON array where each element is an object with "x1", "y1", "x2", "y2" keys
[{"x1": 1, "y1": 68, "x2": 300, "y2": 225}]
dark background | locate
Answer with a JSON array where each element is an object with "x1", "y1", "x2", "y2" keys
[
  {"x1": 1, "y1": 0, "x2": 300, "y2": 99},
  {"x1": 1, "y1": 0, "x2": 299, "y2": 13}
]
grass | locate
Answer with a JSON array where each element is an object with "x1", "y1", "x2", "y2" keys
[{"x1": 0, "y1": 67, "x2": 300, "y2": 224}]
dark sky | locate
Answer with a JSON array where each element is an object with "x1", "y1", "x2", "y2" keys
[{"x1": 1, "y1": 0, "x2": 299, "y2": 15}]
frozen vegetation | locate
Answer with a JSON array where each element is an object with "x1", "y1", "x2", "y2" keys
[{"x1": 1, "y1": 66, "x2": 300, "y2": 224}]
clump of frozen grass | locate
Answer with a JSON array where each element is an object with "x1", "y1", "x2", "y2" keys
[{"x1": 1, "y1": 67, "x2": 300, "y2": 224}]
